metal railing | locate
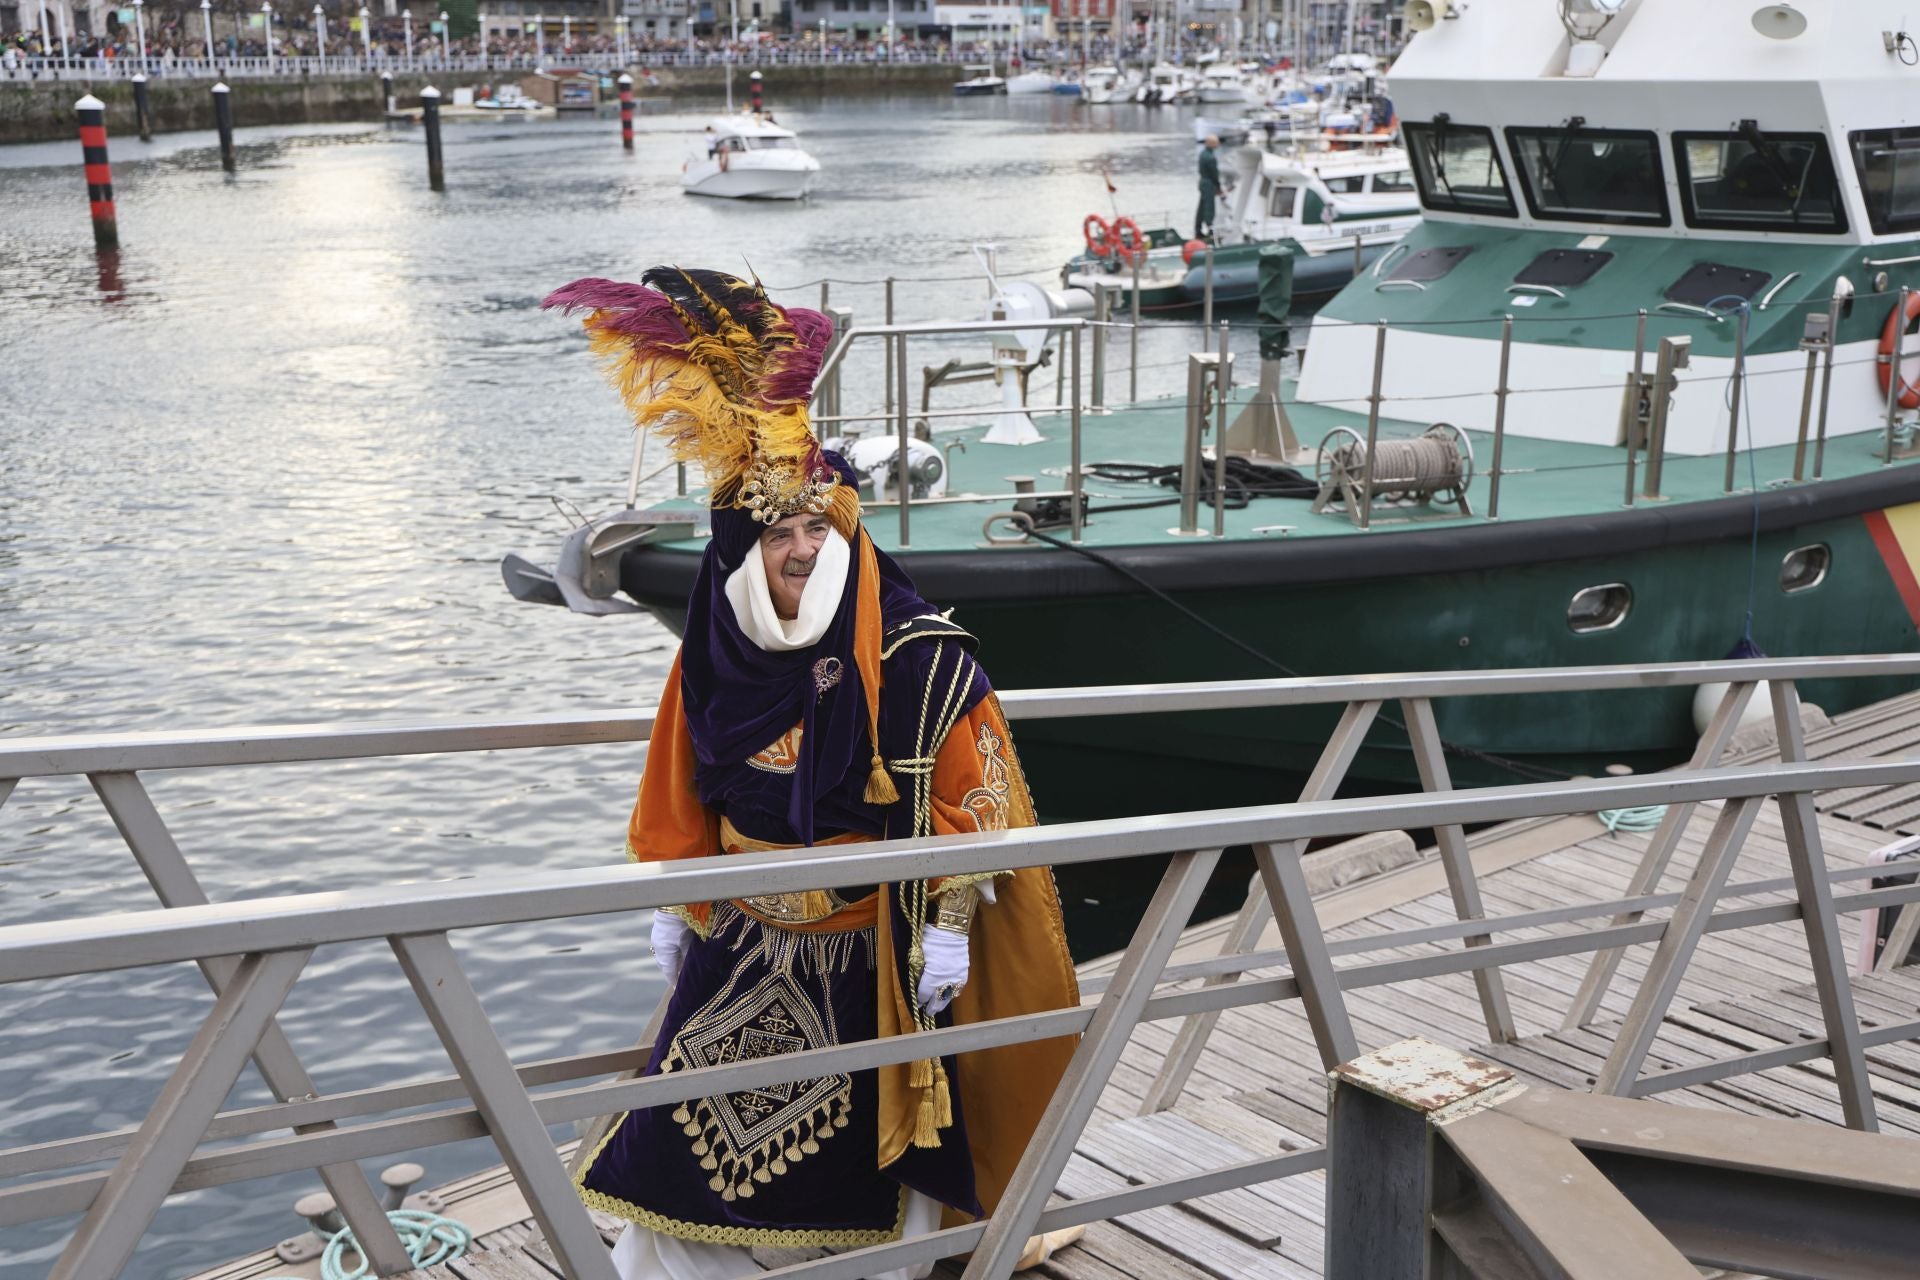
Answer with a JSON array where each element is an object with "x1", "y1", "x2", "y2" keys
[{"x1": 5, "y1": 654, "x2": 1920, "y2": 1277}]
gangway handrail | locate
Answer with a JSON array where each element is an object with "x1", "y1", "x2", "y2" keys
[
  {"x1": 5, "y1": 652, "x2": 1918, "y2": 778},
  {"x1": 8, "y1": 659, "x2": 1920, "y2": 1278}
]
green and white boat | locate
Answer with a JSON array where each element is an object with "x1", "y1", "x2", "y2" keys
[
  {"x1": 508, "y1": 0, "x2": 1920, "y2": 807},
  {"x1": 1063, "y1": 136, "x2": 1422, "y2": 311}
]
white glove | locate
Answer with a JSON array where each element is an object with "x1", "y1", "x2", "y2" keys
[
  {"x1": 916, "y1": 924, "x2": 971, "y2": 1016},
  {"x1": 650, "y1": 909, "x2": 690, "y2": 986}
]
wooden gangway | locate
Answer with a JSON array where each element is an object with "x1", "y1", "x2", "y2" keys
[{"x1": 194, "y1": 684, "x2": 1920, "y2": 1280}]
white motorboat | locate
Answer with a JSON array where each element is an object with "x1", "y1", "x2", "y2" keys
[
  {"x1": 681, "y1": 114, "x2": 820, "y2": 201},
  {"x1": 1135, "y1": 63, "x2": 1196, "y2": 105},
  {"x1": 1080, "y1": 65, "x2": 1138, "y2": 105},
  {"x1": 953, "y1": 65, "x2": 1009, "y2": 96},
  {"x1": 472, "y1": 84, "x2": 549, "y2": 113},
  {"x1": 1006, "y1": 68, "x2": 1057, "y2": 94},
  {"x1": 1194, "y1": 61, "x2": 1254, "y2": 104}
]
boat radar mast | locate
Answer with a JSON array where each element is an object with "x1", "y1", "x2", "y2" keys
[{"x1": 1559, "y1": 0, "x2": 1627, "y2": 77}]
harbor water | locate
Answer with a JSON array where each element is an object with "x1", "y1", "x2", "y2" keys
[{"x1": 0, "y1": 93, "x2": 1292, "y2": 1278}]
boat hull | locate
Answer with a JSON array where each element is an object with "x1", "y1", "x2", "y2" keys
[
  {"x1": 1064, "y1": 237, "x2": 1395, "y2": 311},
  {"x1": 618, "y1": 472, "x2": 1920, "y2": 799},
  {"x1": 681, "y1": 161, "x2": 817, "y2": 200}
]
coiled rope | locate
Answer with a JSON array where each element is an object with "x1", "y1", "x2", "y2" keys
[
  {"x1": 1598, "y1": 806, "x2": 1668, "y2": 834},
  {"x1": 1342, "y1": 435, "x2": 1465, "y2": 499},
  {"x1": 262, "y1": 1209, "x2": 472, "y2": 1280}
]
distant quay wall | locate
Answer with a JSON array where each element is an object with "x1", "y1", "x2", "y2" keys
[{"x1": 0, "y1": 62, "x2": 962, "y2": 144}]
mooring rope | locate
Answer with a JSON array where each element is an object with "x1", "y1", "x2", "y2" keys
[{"x1": 261, "y1": 1208, "x2": 473, "y2": 1280}]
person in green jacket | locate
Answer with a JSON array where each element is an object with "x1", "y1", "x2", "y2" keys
[{"x1": 1196, "y1": 134, "x2": 1221, "y2": 241}]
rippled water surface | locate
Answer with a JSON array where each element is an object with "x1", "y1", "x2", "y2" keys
[{"x1": 0, "y1": 92, "x2": 1254, "y2": 1277}]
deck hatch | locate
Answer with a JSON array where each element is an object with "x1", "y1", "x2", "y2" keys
[
  {"x1": 1663, "y1": 262, "x2": 1772, "y2": 308},
  {"x1": 1384, "y1": 245, "x2": 1475, "y2": 283},
  {"x1": 1514, "y1": 249, "x2": 1613, "y2": 288}
]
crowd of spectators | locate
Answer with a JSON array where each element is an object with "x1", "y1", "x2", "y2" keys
[{"x1": 5, "y1": 12, "x2": 1145, "y2": 67}]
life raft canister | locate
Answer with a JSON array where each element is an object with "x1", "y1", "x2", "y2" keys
[
  {"x1": 1083, "y1": 213, "x2": 1115, "y2": 258},
  {"x1": 1879, "y1": 289, "x2": 1920, "y2": 411}
]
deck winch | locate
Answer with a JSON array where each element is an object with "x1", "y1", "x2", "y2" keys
[{"x1": 1310, "y1": 423, "x2": 1475, "y2": 524}]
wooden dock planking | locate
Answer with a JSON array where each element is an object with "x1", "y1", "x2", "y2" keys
[{"x1": 195, "y1": 696, "x2": 1920, "y2": 1280}]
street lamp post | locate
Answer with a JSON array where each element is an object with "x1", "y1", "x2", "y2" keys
[
  {"x1": 615, "y1": 14, "x2": 627, "y2": 63},
  {"x1": 200, "y1": 0, "x2": 214, "y2": 58},
  {"x1": 261, "y1": 1, "x2": 274, "y2": 70},
  {"x1": 131, "y1": 0, "x2": 146, "y2": 65},
  {"x1": 402, "y1": 6, "x2": 412, "y2": 64},
  {"x1": 533, "y1": 11, "x2": 543, "y2": 62},
  {"x1": 475, "y1": 7, "x2": 485, "y2": 66},
  {"x1": 438, "y1": 9, "x2": 448, "y2": 63},
  {"x1": 560, "y1": 13, "x2": 569, "y2": 52},
  {"x1": 314, "y1": 3, "x2": 326, "y2": 57},
  {"x1": 358, "y1": 4, "x2": 370, "y2": 60}
]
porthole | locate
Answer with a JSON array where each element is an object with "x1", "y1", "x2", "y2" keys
[
  {"x1": 1568, "y1": 583, "x2": 1632, "y2": 634},
  {"x1": 1780, "y1": 543, "x2": 1830, "y2": 594}
]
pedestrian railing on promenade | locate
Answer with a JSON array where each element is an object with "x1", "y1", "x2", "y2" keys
[
  {"x1": 0, "y1": 47, "x2": 970, "y2": 82},
  {"x1": 4, "y1": 655, "x2": 1920, "y2": 1278}
]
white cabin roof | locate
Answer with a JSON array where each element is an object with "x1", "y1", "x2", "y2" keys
[{"x1": 706, "y1": 113, "x2": 798, "y2": 139}]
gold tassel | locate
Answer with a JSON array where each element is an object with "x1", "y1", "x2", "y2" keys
[
  {"x1": 912, "y1": 1088, "x2": 942, "y2": 1148},
  {"x1": 909, "y1": 1057, "x2": 934, "y2": 1089},
  {"x1": 865, "y1": 751, "x2": 900, "y2": 805},
  {"x1": 933, "y1": 1059, "x2": 953, "y2": 1129}
]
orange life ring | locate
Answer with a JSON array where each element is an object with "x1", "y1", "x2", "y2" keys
[
  {"x1": 1111, "y1": 216, "x2": 1145, "y2": 264},
  {"x1": 1083, "y1": 213, "x2": 1114, "y2": 259},
  {"x1": 1879, "y1": 291, "x2": 1920, "y2": 411}
]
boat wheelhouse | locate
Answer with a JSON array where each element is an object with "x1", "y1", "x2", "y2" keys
[
  {"x1": 1300, "y1": 0, "x2": 1920, "y2": 462},
  {"x1": 680, "y1": 114, "x2": 820, "y2": 201}
]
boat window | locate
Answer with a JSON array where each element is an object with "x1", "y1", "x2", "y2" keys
[
  {"x1": 1674, "y1": 130, "x2": 1846, "y2": 234},
  {"x1": 1849, "y1": 128, "x2": 1920, "y2": 236},
  {"x1": 1326, "y1": 175, "x2": 1367, "y2": 194},
  {"x1": 1568, "y1": 583, "x2": 1632, "y2": 634},
  {"x1": 1780, "y1": 544, "x2": 1830, "y2": 594},
  {"x1": 1371, "y1": 169, "x2": 1415, "y2": 193},
  {"x1": 1269, "y1": 184, "x2": 1300, "y2": 219},
  {"x1": 748, "y1": 136, "x2": 797, "y2": 150},
  {"x1": 1505, "y1": 126, "x2": 1668, "y2": 226},
  {"x1": 1403, "y1": 120, "x2": 1516, "y2": 217}
]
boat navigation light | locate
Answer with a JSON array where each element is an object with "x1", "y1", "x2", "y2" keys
[{"x1": 1751, "y1": 4, "x2": 1807, "y2": 40}]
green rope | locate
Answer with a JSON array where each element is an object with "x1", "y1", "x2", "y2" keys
[
  {"x1": 262, "y1": 1208, "x2": 473, "y2": 1280},
  {"x1": 1598, "y1": 805, "x2": 1668, "y2": 833}
]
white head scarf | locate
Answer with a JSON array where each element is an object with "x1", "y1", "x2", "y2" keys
[{"x1": 724, "y1": 526, "x2": 851, "y2": 652}]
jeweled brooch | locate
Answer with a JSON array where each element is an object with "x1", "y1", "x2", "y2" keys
[{"x1": 812, "y1": 656, "x2": 844, "y2": 698}]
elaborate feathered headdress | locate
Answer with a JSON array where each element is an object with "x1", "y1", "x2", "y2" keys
[{"x1": 543, "y1": 268, "x2": 839, "y2": 523}]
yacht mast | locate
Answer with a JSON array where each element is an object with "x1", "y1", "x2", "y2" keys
[{"x1": 726, "y1": 0, "x2": 737, "y2": 110}]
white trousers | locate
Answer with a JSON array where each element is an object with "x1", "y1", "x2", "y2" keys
[{"x1": 610, "y1": 1189, "x2": 942, "y2": 1280}]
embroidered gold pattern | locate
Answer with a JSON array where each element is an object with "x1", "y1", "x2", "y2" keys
[
  {"x1": 747, "y1": 724, "x2": 804, "y2": 774},
  {"x1": 960, "y1": 719, "x2": 1013, "y2": 833}
]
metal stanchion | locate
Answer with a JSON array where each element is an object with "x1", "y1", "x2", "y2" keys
[
  {"x1": 1202, "y1": 244, "x2": 1215, "y2": 330},
  {"x1": 895, "y1": 332, "x2": 911, "y2": 547},
  {"x1": 1213, "y1": 320, "x2": 1229, "y2": 538},
  {"x1": 1359, "y1": 320, "x2": 1386, "y2": 530},
  {"x1": 1724, "y1": 306, "x2": 1748, "y2": 493},
  {"x1": 1815, "y1": 290, "x2": 1841, "y2": 479},
  {"x1": 883, "y1": 276, "x2": 895, "y2": 415},
  {"x1": 1886, "y1": 286, "x2": 1910, "y2": 465},
  {"x1": 1489, "y1": 315, "x2": 1512, "y2": 520},
  {"x1": 1070, "y1": 325, "x2": 1084, "y2": 543},
  {"x1": 1130, "y1": 252, "x2": 1142, "y2": 404},
  {"x1": 1090, "y1": 284, "x2": 1107, "y2": 412},
  {"x1": 1644, "y1": 335, "x2": 1691, "y2": 500},
  {"x1": 1621, "y1": 308, "x2": 1647, "y2": 508}
]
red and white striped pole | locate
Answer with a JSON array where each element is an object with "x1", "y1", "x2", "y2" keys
[
  {"x1": 75, "y1": 93, "x2": 118, "y2": 252},
  {"x1": 617, "y1": 72, "x2": 633, "y2": 151},
  {"x1": 749, "y1": 70, "x2": 763, "y2": 114}
]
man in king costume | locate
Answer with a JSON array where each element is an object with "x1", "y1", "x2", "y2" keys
[{"x1": 545, "y1": 269, "x2": 1083, "y2": 1280}]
